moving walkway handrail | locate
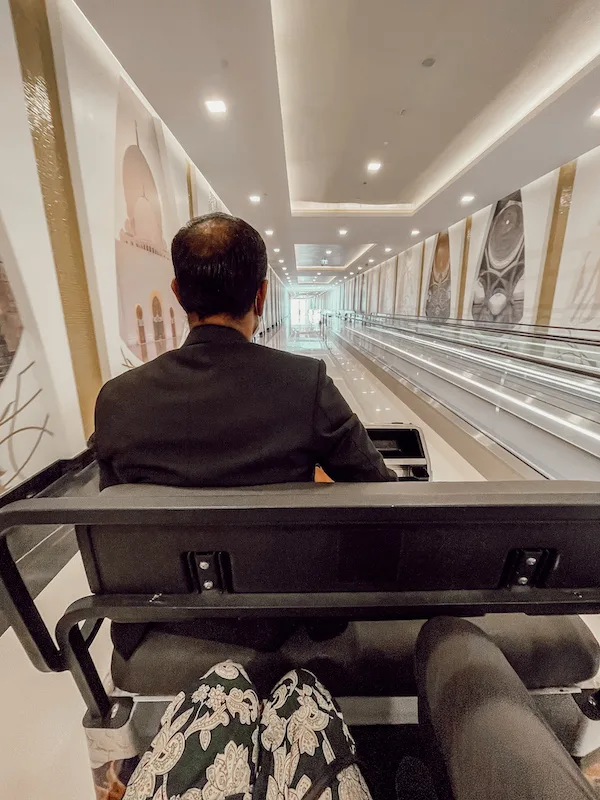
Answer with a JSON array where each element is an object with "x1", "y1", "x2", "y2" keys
[
  {"x1": 351, "y1": 312, "x2": 600, "y2": 347},
  {"x1": 346, "y1": 316, "x2": 600, "y2": 383}
]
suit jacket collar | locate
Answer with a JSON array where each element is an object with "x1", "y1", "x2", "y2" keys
[{"x1": 183, "y1": 324, "x2": 249, "y2": 347}]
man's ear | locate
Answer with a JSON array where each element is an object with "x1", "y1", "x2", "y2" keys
[
  {"x1": 171, "y1": 278, "x2": 182, "y2": 306},
  {"x1": 255, "y1": 279, "x2": 268, "y2": 316}
]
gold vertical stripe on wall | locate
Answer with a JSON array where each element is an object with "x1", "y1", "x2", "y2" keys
[
  {"x1": 535, "y1": 161, "x2": 577, "y2": 327},
  {"x1": 416, "y1": 241, "x2": 425, "y2": 315},
  {"x1": 457, "y1": 216, "x2": 472, "y2": 319},
  {"x1": 186, "y1": 161, "x2": 194, "y2": 220},
  {"x1": 10, "y1": 0, "x2": 102, "y2": 437}
]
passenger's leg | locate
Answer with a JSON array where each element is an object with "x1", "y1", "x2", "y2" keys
[
  {"x1": 255, "y1": 668, "x2": 372, "y2": 800},
  {"x1": 124, "y1": 660, "x2": 260, "y2": 800},
  {"x1": 416, "y1": 617, "x2": 597, "y2": 800}
]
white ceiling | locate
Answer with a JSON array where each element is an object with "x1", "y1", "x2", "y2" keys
[
  {"x1": 271, "y1": 0, "x2": 573, "y2": 205},
  {"x1": 75, "y1": 0, "x2": 600, "y2": 293},
  {"x1": 295, "y1": 244, "x2": 370, "y2": 268}
]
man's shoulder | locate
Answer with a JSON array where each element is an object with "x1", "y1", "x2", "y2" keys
[
  {"x1": 96, "y1": 352, "x2": 171, "y2": 402},
  {"x1": 97, "y1": 345, "x2": 323, "y2": 404}
]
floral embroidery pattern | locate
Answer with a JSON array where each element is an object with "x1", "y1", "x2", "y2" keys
[{"x1": 124, "y1": 661, "x2": 371, "y2": 800}]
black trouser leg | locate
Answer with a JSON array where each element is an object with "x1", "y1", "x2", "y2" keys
[{"x1": 415, "y1": 617, "x2": 597, "y2": 800}]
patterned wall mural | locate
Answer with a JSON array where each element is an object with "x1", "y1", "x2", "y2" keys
[
  {"x1": 0, "y1": 254, "x2": 53, "y2": 491},
  {"x1": 0, "y1": 259, "x2": 22, "y2": 377},
  {"x1": 425, "y1": 231, "x2": 451, "y2": 320},
  {"x1": 472, "y1": 191, "x2": 525, "y2": 326},
  {"x1": 378, "y1": 257, "x2": 397, "y2": 314},
  {"x1": 395, "y1": 245, "x2": 422, "y2": 316},
  {"x1": 330, "y1": 171, "x2": 563, "y2": 332}
]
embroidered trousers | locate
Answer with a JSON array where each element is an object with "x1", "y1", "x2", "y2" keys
[{"x1": 124, "y1": 662, "x2": 372, "y2": 800}]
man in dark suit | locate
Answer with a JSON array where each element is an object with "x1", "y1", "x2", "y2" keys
[
  {"x1": 94, "y1": 212, "x2": 396, "y2": 655},
  {"x1": 95, "y1": 212, "x2": 396, "y2": 490}
]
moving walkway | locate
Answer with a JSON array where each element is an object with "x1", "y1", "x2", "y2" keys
[{"x1": 328, "y1": 313, "x2": 600, "y2": 480}]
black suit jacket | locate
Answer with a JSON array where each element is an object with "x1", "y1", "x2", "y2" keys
[{"x1": 94, "y1": 325, "x2": 396, "y2": 490}]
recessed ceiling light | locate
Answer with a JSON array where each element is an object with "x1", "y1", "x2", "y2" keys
[
  {"x1": 358, "y1": 266, "x2": 363, "y2": 270},
  {"x1": 350, "y1": 272, "x2": 354, "y2": 275},
  {"x1": 325, "y1": 249, "x2": 332, "y2": 255},
  {"x1": 273, "y1": 248, "x2": 280, "y2": 253},
  {"x1": 367, "y1": 161, "x2": 382, "y2": 172},
  {"x1": 384, "y1": 247, "x2": 392, "y2": 253},
  {"x1": 265, "y1": 229, "x2": 273, "y2": 236},
  {"x1": 278, "y1": 259, "x2": 284, "y2": 263},
  {"x1": 460, "y1": 194, "x2": 475, "y2": 205},
  {"x1": 339, "y1": 229, "x2": 348, "y2": 236},
  {"x1": 205, "y1": 99, "x2": 227, "y2": 113},
  {"x1": 283, "y1": 267, "x2": 287, "y2": 271},
  {"x1": 411, "y1": 229, "x2": 420, "y2": 237},
  {"x1": 592, "y1": 107, "x2": 600, "y2": 118},
  {"x1": 368, "y1": 258, "x2": 374, "y2": 263},
  {"x1": 317, "y1": 272, "x2": 322, "y2": 275},
  {"x1": 249, "y1": 195, "x2": 261, "y2": 203}
]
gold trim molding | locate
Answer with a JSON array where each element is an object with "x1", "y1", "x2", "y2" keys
[
  {"x1": 536, "y1": 161, "x2": 577, "y2": 327},
  {"x1": 186, "y1": 161, "x2": 194, "y2": 220},
  {"x1": 457, "y1": 216, "x2": 472, "y2": 319},
  {"x1": 10, "y1": 0, "x2": 102, "y2": 437},
  {"x1": 416, "y1": 241, "x2": 425, "y2": 315}
]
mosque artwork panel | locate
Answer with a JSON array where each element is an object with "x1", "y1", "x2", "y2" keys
[
  {"x1": 379, "y1": 257, "x2": 397, "y2": 314},
  {"x1": 114, "y1": 79, "x2": 184, "y2": 363},
  {"x1": 425, "y1": 231, "x2": 451, "y2": 320},
  {"x1": 471, "y1": 190, "x2": 525, "y2": 326}
]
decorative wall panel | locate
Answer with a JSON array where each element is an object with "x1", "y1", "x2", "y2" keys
[
  {"x1": 50, "y1": 0, "x2": 230, "y2": 376},
  {"x1": 470, "y1": 191, "x2": 525, "y2": 326},
  {"x1": 329, "y1": 145, "x2": 600, "y2": 333},
  {"x1": 378, "y1": 257, "x2": 397, "y2": 314},
  {"x1": 395, "y1": 244, "x2": 421, "y2": 316},
  {"x1": 424, "y1": 231, "x2": 451, "y2": 320},
  {"x1": 367, "y1": 267, "x2": 380, "y2": 313},
  {"x1": 0, "y1": 0, "x2": 85, "y2": 483}
]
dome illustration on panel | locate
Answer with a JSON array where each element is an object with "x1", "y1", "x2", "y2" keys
[
  {"x1": 114, "y1": 79, "x2": 183, "y2": 363},
  {"x1": 472, "y1": 191, "x2": 525, "y2": 326},
  {"x1": 425, "y1": 231, "x2": 451, "y2": 319}
]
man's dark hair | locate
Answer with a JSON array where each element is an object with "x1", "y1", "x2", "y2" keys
[{"x1": 171, "y1": 212, "x2": 268, "y2": 320}]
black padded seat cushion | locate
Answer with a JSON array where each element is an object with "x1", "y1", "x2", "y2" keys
[{"x1": 111, "y1": 614, "x2": 600, "y2": 698}]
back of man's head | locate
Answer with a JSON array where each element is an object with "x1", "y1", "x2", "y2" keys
[{"x1": 171, "y1": 212, "x2": 268, "y2": 320}]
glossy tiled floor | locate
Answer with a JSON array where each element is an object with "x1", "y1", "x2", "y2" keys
[
  {"x1": 0, "y1": 553, "x2": 112, "y2": 798},
  {"x1": 269, "y1": 325, "x2": 484, "y2": 481}
]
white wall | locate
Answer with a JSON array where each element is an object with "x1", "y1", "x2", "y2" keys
[{"x1": 0, "y1": 0, "x2": 84, "y2": 481}]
